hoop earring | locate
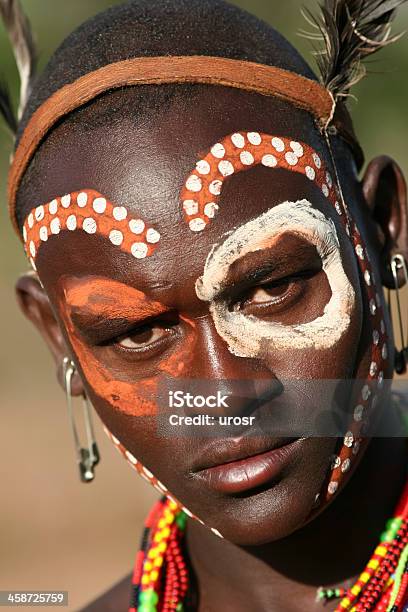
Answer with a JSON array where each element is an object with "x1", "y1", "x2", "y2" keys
[
  {"x1": 389, "y1": 254, "x2": 408, "y2": 374},
  {"x1": 62, "y1": 357, "x2": 100, "y2": 482}
]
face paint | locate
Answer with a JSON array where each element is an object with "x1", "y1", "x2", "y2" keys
[
  {"x1": 60, "y1": 277, "x2": 197, "y2": 417},
  {"x1": 181, "y1": 132, "x2": 341, "y2": 231},
  {"x1": 22, "y1": 189, "x2": 161, "y2": 268},
  {"x1": 196, "y1": 199, "x2": 355, "y2": 357}
]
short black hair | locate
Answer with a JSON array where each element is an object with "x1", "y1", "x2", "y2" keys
[{"x1": 16, "y1": 0, "x2": 318, "y2": 228}]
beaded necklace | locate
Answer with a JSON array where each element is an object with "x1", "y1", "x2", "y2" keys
[{"x1": 129, "y1": 478, "x2": 408, "y2": 612}]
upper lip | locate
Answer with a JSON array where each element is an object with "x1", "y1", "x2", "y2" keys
[{"x1": 190, "y1": 435, "x2": 299, "y2": 475}]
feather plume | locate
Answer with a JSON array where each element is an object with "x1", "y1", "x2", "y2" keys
[
  {"x1": 303, "y1": 0, "x2": 407, "y2": 100},
  {"x1": 0, "y1": 0, "x2": 36, "y2": 121}
]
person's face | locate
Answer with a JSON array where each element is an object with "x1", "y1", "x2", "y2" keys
[{"x1": 17, "y1": 87, "x2": 396, "y2": 544}]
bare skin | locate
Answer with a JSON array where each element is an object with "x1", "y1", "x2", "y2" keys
[{"x1": 15, "y1": 87, "x2": 408, "y2": 610}]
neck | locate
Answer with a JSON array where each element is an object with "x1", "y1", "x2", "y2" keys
[{"x1": 186, "y1": 435, "x2": 407, "y2": 612}]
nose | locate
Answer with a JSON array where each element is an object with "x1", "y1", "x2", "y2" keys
[{"x1": 178, "y1": 315, "x2": 283, "y2": 418}]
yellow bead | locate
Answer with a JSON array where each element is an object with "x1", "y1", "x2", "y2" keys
[
  {"x1": 340, "y1": 598, "x2": 350, "y2": 608},
  {"x1": 368, "y1": 559, "x2": 379, "y2": 570},
  {"x1": 162, "y1": 527, "x2": 170, "y2": 539},
  {"x1": 148, "y1": 548, "x2": 158, "y2": 559},
  {"x1": 351, "y1": 585, "x2": 361, "y2": 596},
  {"x1": 150, "y1": 570, "x2": 159, "y2": 582},
  {"x1": 141, "y1": 575, "x2": 150, "y2": 586},
  {"x1": 361, "y1": 572, "x2": 370, "y2": 583},
  {"x1": 153, "y1": 533, "x2": 162, "y2": 543},
  {"x1": 169, "y1": 501, "x2": 178, "y2": 511},
  {"x1": 158, "y1": 519, "x2": 166, "y2": 529},
  {"x1": 375, "y1": 546, "x2": 387, "y2": 557},
  {"x1": 143, "y1": 561, "x2": 152, "y2": 572},
  {"x1": 153, "y1": 557, "x2": 163, "y2": 568},
  {"x1": 158, "y1": 542, "x2": 166, "y2": 553}
]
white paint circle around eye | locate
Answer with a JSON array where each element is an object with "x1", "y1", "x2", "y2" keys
[
  {"x1": 93, "y1": 197, "x2": 107, "y2": 213},
  {"x1": 247, "y1": 131, "x2": 262, "y2": 145},
  {"x1": 113, "y1": 206, "x2": 127, "y2": 221},
  {"x1": 240, "y1": 151, "x2": 254, "y2": 165},
  {"x1": 285, "y1": 152, "x2": 298, "y2": 166},
  {"x1": 313, "y1": 153, "x2": 322, "y2": 169},
  {"x1": 183, "y1": 200, "x2": 199, "y2": 215},
  {"x1": 29, "y1": 241, "x2": 36, "y2": 257},
  {"x1": 109, "y1": 229, "x2": 124, "y2": 246},
  {"x1": 66, "y1": 215, "x2": 77, "y2": 231},
  {"x1": 196, "y1": 160, "x2": 211, "y2": 175},
  {"x1": 290, "y1": 141, "x2": 304, "y2": 157},
  {"x1": 209, "y1": 180, "x2": 222, "y2": 196},
  {"x1": 49, "y1": 199, "x2": 58, "y2": 215},
  {"x1": 211, "y1": 143, "x2": 226, "y2": 159},
  {"x1": 35, "y1": 205, "x2": 45, "y2": 221},
  {"x1": 262, "y1": 154, "x2": 277, "y2": 167},
  {"x1": 185, "y1": 174, "x2": 202, "y2": 192},
  {"x1": 129, "y1": 219, "x2": 145, "y2": 234},
  {"x1": 39, "y1": 226, "x2": 48, "y2": 242},
  {"x1": 50, "y1": 218, "x2": 61, "y2": 235},
  {"x1": 305, "y1": 166, "x2": 315, "y2": 180},
  {"x1": 76, "y1": 192, "x2": 88, "y2": 207},
  {"x1": 218, "y1": 160, "x2": 234, "y2": 177},
  {"x1": 146, "y1": 228, "x2": 161, "y2": 244},
  {"x1": 23, "y1": 226, "x2": 27, "y2": 242},
  {"x1": 83, "y1": 217, "x2": 97, "y2": 234},
  {"x1": 204, "y1": 202, "x2": 219, "y2": 218},
  {"x1": 231, "y1": 133, "x2": 245, "y2": 148},
  {"x1": 61, "y1": 194, "x2": 71, "y2": 208},
  {"x1": 272, "y1": 137, "x2": 285, "y2": 152},
  {"x1": 131, "y1": 242, "x2": 148, "y2": 259},
  {"x1": 189, "y1": 217, "x2": 206, "y2": 232},
  {"x1": 28, "y1": 213, "x2": 34, "y2": 228},
  {"x1": 364, "y1": 270, "x2": 371, "y2": 286}
]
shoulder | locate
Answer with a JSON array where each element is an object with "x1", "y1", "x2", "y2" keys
[{"x1": 79, "y1": 573, "x2": 132, "y2": 612}]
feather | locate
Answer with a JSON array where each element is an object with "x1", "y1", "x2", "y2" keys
[
  {"x1": 0, "y1": 0, "x2": 36, "y2": 119},
  {"x1": 303, "y1": 0, "x2": 407, "y2": 100},
  {"x1": 0, "y1": 80, "x2": 17, "y2": 133}
]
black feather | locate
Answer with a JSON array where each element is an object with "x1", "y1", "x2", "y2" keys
[
  {"x1": 0, "y1": 80, "x2": 17, "y2": 133},
  {"x1": 304, "y1": 0, "x2": 407, "y2": 100}
]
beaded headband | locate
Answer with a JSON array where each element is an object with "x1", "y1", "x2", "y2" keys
[{"x1": 7, "y1": 54, "x2": 364, "y2": 235}]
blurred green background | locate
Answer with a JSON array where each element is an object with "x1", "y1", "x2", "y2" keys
[{"x1": 1, "y1": 1, "x2": 407, "y2": 610}]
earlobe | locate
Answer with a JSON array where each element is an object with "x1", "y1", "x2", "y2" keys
[
  {"x1": 361, "y1": 156, "x2": 408, "y2": 288},
  {"x1": 15, "y1": 272, "x2": 84, "y2": 396}
]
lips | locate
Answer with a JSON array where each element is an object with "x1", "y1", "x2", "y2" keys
[{"x1": 191, "y1": 436, "x2": 303, "y2": 495}]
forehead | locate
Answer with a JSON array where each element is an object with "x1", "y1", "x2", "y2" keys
[{"x1": 26, "y1": 87, "x2": 335, "y2": 297}]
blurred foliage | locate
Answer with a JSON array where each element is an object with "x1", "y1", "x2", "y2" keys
[{"x1": 1, "y1": 0, "x2": 407, "y2": 281}]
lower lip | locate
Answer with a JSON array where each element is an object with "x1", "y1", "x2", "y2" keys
[{"x1": 196, "y1": 440, "x2": 302, "y2": 495}]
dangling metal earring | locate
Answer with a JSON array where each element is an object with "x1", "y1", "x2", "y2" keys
[
  {"x1": 389, "y1": 254, "x2": 408, "y2": 375},
  {"x1": 62, "y1": 357, "x2": 100, "y2": 482}
]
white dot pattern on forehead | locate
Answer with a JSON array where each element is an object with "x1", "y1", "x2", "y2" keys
[
  {"x1": 204, "y1": 202, "x2": 219, "y2": 218},
  {"x1": 211, "y1": 143, "x2": 225, "y2": 158},
  {"x1": 23, "y1": 190, "x2": 160, "y2": 264},
  {"x1": 262, "y1": 154, "x2": 277, "y2": 167},
  {"x1": 240, "y1": 151, "x2": 255, "y2": 165},
  {"x1": 183, "y1": 200, "x2": 199, "y2": 215},
  {"x1": 231, "y1": 133, "x2": 245, "y2": 148},
  {"x1": 196, "y1": 160, "x2": 211, "y2": 175},
  {"x1": 247, "y1": 131, "x2": 262, "y2": 145},
  {"x1": 285, "y1": 152, "x2": 298, "y2": 166},
  {"x1": 272, "y1": 137, "x2": 285, "y2": 152}
]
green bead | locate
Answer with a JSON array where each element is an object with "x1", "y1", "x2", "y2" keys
[
  {"x1": 176, "y1": 604, "x2": 184, "y2": 612},
  {"x1": 137, "y1": 605, "x2": 156, "y2": 612},
  {"x1": 176, "y1": 512, "x2": 187, "y2": 530},
  {"x1": 139, "y1": 590, "x2": 159, "y2": 605}
]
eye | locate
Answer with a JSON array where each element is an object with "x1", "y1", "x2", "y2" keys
[
  {"x1": 232, "y1": 274, "x2": 309, "y2": 317},
  {"x1": 248, "y1": 281, "x2": 291, "y2": 304},
  {"x1": 117, "y1": 325, "x2": 169, "y2": 349}
]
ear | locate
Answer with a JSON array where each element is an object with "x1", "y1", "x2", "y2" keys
[
  {"x1": 15, "y1": 273, "x2": 84, "y2": 396},
  {"x1": 362, "y1": 156, "x2": 408, "y2": 288}
]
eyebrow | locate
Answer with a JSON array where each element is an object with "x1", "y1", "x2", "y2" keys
[{"x1": 62, "y1": 277, "x2": 169, "y2": 339}]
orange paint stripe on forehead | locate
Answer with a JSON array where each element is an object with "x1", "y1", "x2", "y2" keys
[
  {"x1": 63, "y1": 277, "x2": 168, "y2": 321},
  {"x1": 23, "y1": 189, "x2": 161, "y2": 268},
  {"x1": 181, "y1": 132, "x2": 341, "y2": 232}
]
